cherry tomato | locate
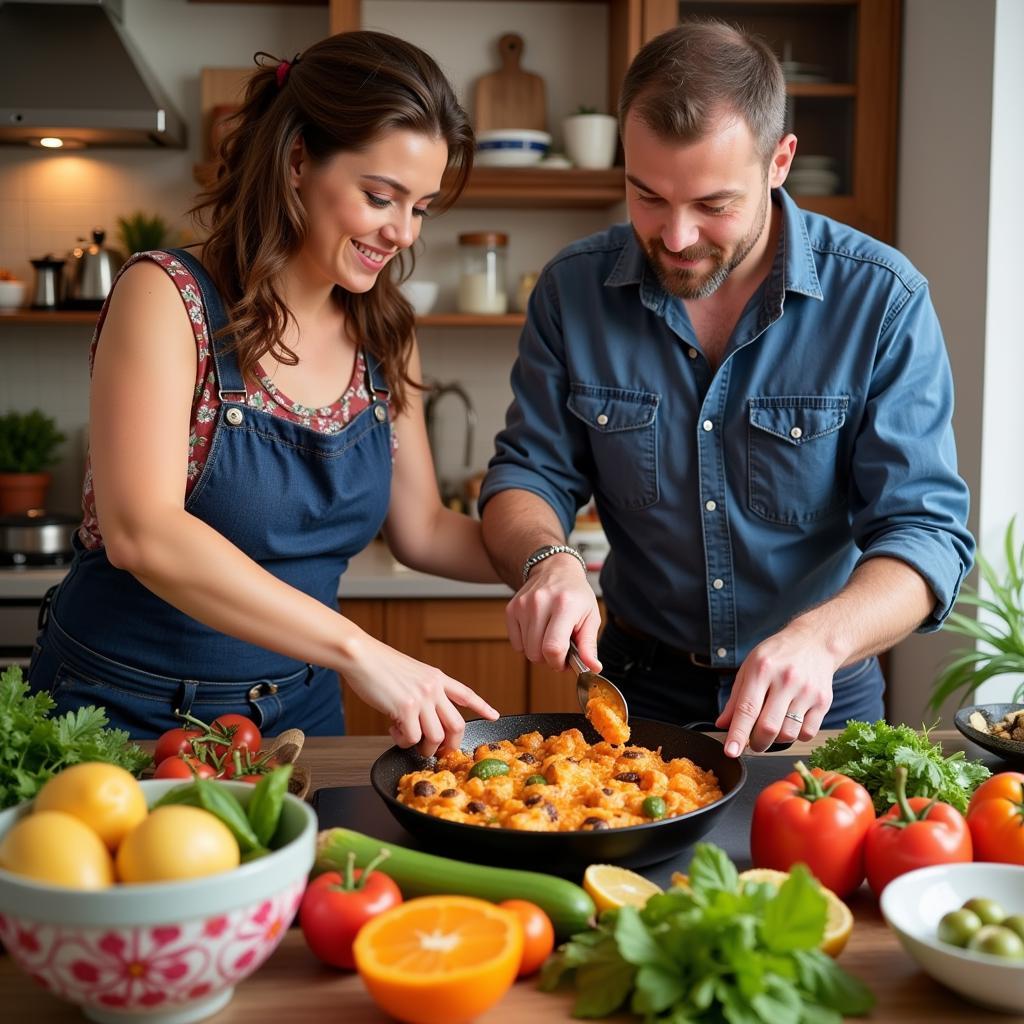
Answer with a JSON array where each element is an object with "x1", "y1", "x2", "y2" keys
[
  {"x1": 153, "y1": 754, "x2": 216, "y2": 780},
  {"x1": 499, "y1": 899, "x2": 555, "y2": 977},
  {"x1": 966, "y1": 772, "x2": 1024, "y2": 865},
  {"x1": 300, "y1": 855, "x2": 402, "y2": 969},
  {"x1": 210, "y1": 714, "x2": 262, "y2": 757},
  {"x1": 154, "y1": 727, "x2": 202, "y2": 765}
]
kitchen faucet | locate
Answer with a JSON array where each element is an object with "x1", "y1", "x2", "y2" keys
[{"x1": 423, "y1": 379, "x2": 477, "y2": 502}]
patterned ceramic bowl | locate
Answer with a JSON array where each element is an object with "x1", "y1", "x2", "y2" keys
[{"x1": 0, "y1": 779, "x2": 316, "y2": 1024}]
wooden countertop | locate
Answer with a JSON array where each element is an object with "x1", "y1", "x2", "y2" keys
[{"x1": 0, "y1": 732, "x2": 996, "y2": 1021}]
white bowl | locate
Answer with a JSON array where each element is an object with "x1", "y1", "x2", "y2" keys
[
  {"x1": 880, "y1": 862, "x2": 1024, "y2": 1013},
  {"x1": 0, "y1": 779, "x2": 316, "y2": 1024},
  {"x1": 400, "y1": 280, "x2": 439, "y2": 316},
  {"x1": 475, "y1": 129, "x2": 551, "y2": 168},
  {"x1": 0, "y1": 279, "x2": 27, "y2": 310}
]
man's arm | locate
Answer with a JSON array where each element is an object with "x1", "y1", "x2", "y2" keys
[
  {"x1": 716, "y1": 556, "x2": 933, "y2": 754},
  {"x1": 482, "y1": 489, "x2": 602, "y2": 671}
]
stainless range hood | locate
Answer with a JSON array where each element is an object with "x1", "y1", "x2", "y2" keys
[{"x1": 0, "y1": 0, "x2": 186, "y2": 148}]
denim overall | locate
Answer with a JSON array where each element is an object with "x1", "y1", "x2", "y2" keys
[{"x1": 28, "y1": 248, "x2": 392, "y2": 738}]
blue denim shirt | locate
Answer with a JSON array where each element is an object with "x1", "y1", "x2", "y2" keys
[{"x1": 480, "y1": 189, "x2": 974, "y2": 667}]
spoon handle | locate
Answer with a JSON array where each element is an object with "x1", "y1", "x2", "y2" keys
[{"x1": 567, "y1": 640, "x2": 587, "y2": 675}]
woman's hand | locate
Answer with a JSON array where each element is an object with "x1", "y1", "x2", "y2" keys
[{"x1": 341, "y1": 632, "x2": 499, "y2": 756}]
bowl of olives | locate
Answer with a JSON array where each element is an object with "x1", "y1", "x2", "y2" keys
[{"x1": 880, "y1": 862, "x2": 1024, "y2": 1013}]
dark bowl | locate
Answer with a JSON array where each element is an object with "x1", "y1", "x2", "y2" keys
[
  {"x1": 369, "y1": 713, "x2": 747, "y2": 875},
  {"x1": 955, "y1": 703, "x2": 1024, "y2": 765}
]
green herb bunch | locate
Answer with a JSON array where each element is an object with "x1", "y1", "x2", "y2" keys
[
  {"x1": 929, "y1": 516, "x2": 1024, "y2": 711},
  {"x1": 0, "y1": 409, "x2": 65, "y2": 473},
  {"x1": 808, "y1": 719, "x2": 989, "y2": 814},
  {"x1": 0, "y1": 666, "x2": 151, "y2": 809},
  {"x1": 574, "y1": 104, "x2": 599, "y2": 115},
  {"x1": 540, "y1": 844, "x2": 874, "y2": 1023},
  {"x1": 117, "y1": 210, "x2": 173, "y2": 256}
]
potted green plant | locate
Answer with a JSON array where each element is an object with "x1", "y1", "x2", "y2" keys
[
  {"x1": 116, "y1": 211, "x2": 175, "y2": 257},
  {"x1": 928, "y1": 517, "x2": 1024, "y2": 711},
  {"x1": 0, "y1": 409, "x2": 66, "y2": 515},
  {"x1": 562, "y1": 105, "x2": 618, "y2": 169}
]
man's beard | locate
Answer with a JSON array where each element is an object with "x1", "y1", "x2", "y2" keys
[{"x1": 641, "y1": 187, "x2": 769, "y2": 300}]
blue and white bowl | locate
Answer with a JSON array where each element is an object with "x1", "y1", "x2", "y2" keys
[{"x1": 475, "y1": 129, "x2": 551, "y2": 168}]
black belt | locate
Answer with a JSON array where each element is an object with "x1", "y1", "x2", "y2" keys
[{"x1": 607, "y1": 614, "x2": 735, "y2": 673}]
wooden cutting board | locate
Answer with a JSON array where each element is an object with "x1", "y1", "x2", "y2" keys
[{"x1": 474, "y1": 33, "x2": 547, "y2": 132}]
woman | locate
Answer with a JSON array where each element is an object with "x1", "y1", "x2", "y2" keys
[{"x1": 28, "y1": 31, "x2": 499, "y2": 754}]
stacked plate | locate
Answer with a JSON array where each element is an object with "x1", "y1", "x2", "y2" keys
[
  {"x1": 781, "y1": 60, "x2": 829, "y2": 84},
  {"x1": 787, "y1": 154, "x2": 842, "y2": 196},
  {"x1": 475, "y1": 129, "x2": 552, "y2": 168}
]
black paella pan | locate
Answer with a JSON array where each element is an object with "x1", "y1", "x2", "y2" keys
[{"x1": 369, "y1": 713, "x2": 747, "y2": 875}]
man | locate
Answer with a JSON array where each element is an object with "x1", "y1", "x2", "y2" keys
[{"x1": 479, "y1": 20, "x2": 973, "y2": 757}]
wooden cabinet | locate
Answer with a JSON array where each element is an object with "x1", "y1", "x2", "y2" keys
[
  {"x1": 339, "y1": 598, "x2": 589, "y2": 735},
  {"x1": 640, "y1": 0, "x2": 900, "y2": 241}
]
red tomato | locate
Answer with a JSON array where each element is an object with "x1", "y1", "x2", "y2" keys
[
  {"x1": 966, "y1": 772, "x2": 1024, "y2": 864},
  {"x1": 750, "y1": 761, "x2": 875, "y2": 897},
  {"x1": 499, "y1": 899, "x2": 555, "y2": 977},
  {"x1": 864, "y1": 767, "x2": 972, "y2": 896},
  {"x1": 153, "y1": 755, "x2": 216, "y2": 780},
  {"x1": 154, "y1": 728, "x2": 203, "y2": 766},
  {"x1": 300, "y1": 861, "x2": 402, "y2": 969},
  {"x1": 210, "y1": 714, "x2": 261, "y2": 758}
]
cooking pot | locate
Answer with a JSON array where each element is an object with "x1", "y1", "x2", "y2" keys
[
  {"x1": 0, "y1": 510, "x2": 79, "y2": 566},
  {"x1": 63, "y1": 229, "x2": 125, "y2": 309},
  {"x1": 370, "y1": 713, "x2": 746, "y2": 874}
]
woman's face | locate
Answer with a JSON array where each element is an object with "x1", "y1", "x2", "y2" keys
[{"x1": 290, "y1": 128, "x2": 449, "y2": 293}]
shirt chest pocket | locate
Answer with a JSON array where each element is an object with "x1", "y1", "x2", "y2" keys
[
  {"x1": 568, "y1": 384, "x2": 660, "y2": 511},
  {"x1": 748, "y1": 396, "x2": 849, "y2": 525}
]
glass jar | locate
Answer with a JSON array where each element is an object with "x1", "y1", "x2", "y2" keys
[{"x1": 456, "y1": 232, "x2": 508, "y2": 315}]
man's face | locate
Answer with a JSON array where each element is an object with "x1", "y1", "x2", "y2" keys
[{"x1": 623, "y1": 110, "x2": 787, "y2": 300}]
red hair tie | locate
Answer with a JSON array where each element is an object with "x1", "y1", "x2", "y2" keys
[{"x1": 275, "y1": 60, "x2": 291, "y2": 88}]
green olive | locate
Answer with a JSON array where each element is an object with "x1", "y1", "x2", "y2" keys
[
  {"x1": 1003, "y1": 914, "x2": 1024, "y2": 942},
  {"x1": 967, "y1": 924, "x2": 1024, "y2": 959},
  {"x1": 641, "y1": 795, "x2": 667, "y2": 819},
  {"x1": 937, "y1": 908, "x2": 983, "y2": 947},
  {"x1": 467, "y1": 758, "x2": 510, "y2": 781},
  {"x1": 523, "y1": 774, "x2": 547, "y2": 786},
  {"x1": 962, "y1": 897, "x2": 1007, "y2": 926}
]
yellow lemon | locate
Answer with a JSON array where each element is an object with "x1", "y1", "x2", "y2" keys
[
  {"x1": 0, "y1": 810, "x2": 115, "y2": 889},
  {"x1": 583, "y1": 864, "x2": 663, "y2": 912},
  {"x1": 35, "y1": 762, "x2": 147, "y2": 852},
  {"x1": 738, "y1": 868, "x2": 854, "y2": 957}
]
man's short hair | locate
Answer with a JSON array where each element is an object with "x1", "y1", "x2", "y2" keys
[{"x1": 619, "y1": 19, "x2": 786, "y2": 163}]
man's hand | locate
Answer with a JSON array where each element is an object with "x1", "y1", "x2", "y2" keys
[
  {"x1": 715, "y1": 622, "x2": 843, "y2": 756},
  {"x1": 505, "y1": 554, "x2": 602, "y2": 672}
]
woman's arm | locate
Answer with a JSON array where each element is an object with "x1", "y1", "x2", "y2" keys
[
  {"x1": 88, "y1": 262, "x2": 496, "y2": 752},
  {"x1": 381, "y1": 339, "x2": 499, "y2": 583}
]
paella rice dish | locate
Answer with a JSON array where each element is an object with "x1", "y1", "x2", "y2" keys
[{"x1": 395, "y1": 727, "x2": 724, "y2": 831}]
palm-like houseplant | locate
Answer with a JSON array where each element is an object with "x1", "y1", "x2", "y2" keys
[
  {"x1": 0, "y1": 409, "x2": 66, "y2": 515},
  {"x1": 928, "y1": 517, "x2": 1024, "y2": 711}
]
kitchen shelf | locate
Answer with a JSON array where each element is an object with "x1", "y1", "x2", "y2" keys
[
  {"x1": 0, "y1": 309, "x2": 524, "y2": 329},
  {"x1": 194, "y1": 162, "x2": 626, "y2": 209}
]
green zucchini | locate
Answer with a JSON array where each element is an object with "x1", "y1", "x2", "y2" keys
[{"x1": 316, "y1": 828, "x2": 595, "y2": 939}]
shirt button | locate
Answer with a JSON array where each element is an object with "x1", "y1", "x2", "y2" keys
[
  {"x1": 702, "y1": 419, "x2": 713, "y2": 432},
  {"x1": 687, "y1": 347, "x2": 698, "y2": 360},
  {"x1": 374, "y1": 405, "x2": 387, "y2": 422},
  {"x1": 225, "y1": 407, "x2": 244, "y2": 426},
  {"x1": 712, "y1": 578, "x2": 724, "y2": 590},
  {"x1": 705, "y1": 500, "x2": 717, "y2": 512},
  {"x1": 790, "y1": 425, "x2": 803, "y2": 439},
  {"x1": 716, "y1": 647, "x2": 727, "y2": 659},
  {"x1": 596, "y1": 413, "x2": 609, "y2": 426}
]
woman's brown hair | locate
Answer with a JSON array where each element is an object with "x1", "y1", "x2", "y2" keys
[
  {"x1": 192, "y1": 31, "x2": 474, "y2": 412},
  {"x1": 619, "y1": 19, "x2": 785, "y2": 165}
]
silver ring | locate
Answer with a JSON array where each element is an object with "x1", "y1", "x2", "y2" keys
[{"x1": 784, "y1": 711, "x2": 804, "y2": 724}]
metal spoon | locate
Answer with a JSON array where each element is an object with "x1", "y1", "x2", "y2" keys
[{"x1": 569, "y1": 640, "x2": 629, "y2": 725}]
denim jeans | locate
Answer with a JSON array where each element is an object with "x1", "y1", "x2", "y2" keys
[{"x1": 597, "y1": 617, "x2": 885, "y2": 730}]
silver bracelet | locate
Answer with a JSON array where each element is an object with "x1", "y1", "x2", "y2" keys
[{"x1": 521, "y1": 544, "x2": 588, "y2": 583}]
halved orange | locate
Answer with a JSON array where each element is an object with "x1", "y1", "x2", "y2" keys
[{"x1": 353, "y1": 895, "x2": 524, "y2": 1024}]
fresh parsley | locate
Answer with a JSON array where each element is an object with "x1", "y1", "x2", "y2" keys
[
  {"x1": 0, "y1": 665, "x2": 151, "y2": 809},
  {"x1": 807, "y1": 718, "x2": 990, "y2": 814},
  {"x1": 539, "y1": 843, "x2": 874, "y2": 1022}
]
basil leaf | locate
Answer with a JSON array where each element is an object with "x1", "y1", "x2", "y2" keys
[
  {"x1": 761, "y1": 866, "x2": 827, "y2": 952},
  {"x1": 689, "y1": 842, "x2": 738, "y2": 896}
]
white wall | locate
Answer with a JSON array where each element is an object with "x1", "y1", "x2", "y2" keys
[
  {"x1": 888, "y1": 0, "x2": 1024, "y2": 726},
  {"x1": 0, "y1": 0, "x2": 614, "y2": 510}
]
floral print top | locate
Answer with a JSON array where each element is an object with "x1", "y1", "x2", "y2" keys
[{"x1": 79, "y1": 250, "x2": 395, "y2": 550}]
